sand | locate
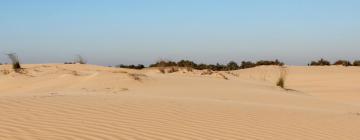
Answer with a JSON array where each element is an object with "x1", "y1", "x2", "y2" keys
[{"x1": 0, "y1": 64, "x2": 360, "y2": 140}]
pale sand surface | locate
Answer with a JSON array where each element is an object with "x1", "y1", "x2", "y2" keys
[{"x1": 0, "y1": 64, "x2": 360, "y2": 140}]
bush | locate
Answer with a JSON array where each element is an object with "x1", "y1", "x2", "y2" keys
[
  {"x1": 226, "y1": 61, "x2": 239, "y2": 71},
  {"x1": 149, "y1": 60, "x2": 177, "y2": 67},
  {"x1": 7, "y1": 53, "x2": 21, "y2": 70},
  {"x1": 117, "y1": 64, "x2": 145, "y2": 69},
  {"x1": 256, "y1": 59, "x2": 284, "y2": 66},
  {"x1": 277, "y1": 66, "x2": 287, "y2": 89},
  {"x1": 333, "y1": 60, "x2": 352, "y2": 66},
  {"x1": 240, "y1": 61, "x2": 256, "y2": 69},
  {"x1": 309, "y1": 58, "x2": 330, "y2": 66},
  {"x1": 353, "y1": 60, "x2": 360, "y2": 66}
]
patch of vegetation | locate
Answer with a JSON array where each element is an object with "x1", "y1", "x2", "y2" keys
[
  {"x1": 276, "y1": 66, "x2": 287, "y2": 89},
  {"x1": 148, "y1": 59, "x2": 284, "y2": 71},
  {"x1": 117, "y1": 64, "x2": 145, "y2": 69},
  {"x1": 353, "y1": 60, "x2": 360, "y2": 66},
  {"x1": 7, "y1": 53, "x2": 22, "y2": 71},
  {"x1": 309, "y1": 58, "x2": 331, "y2": 66},
  {"x1": 333, "y1": 60, "x2": 352, "y2": 66}
]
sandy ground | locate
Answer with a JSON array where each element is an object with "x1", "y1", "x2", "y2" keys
[{"x1": 0, "y1": 64, "x2": 360, "y2": 140}]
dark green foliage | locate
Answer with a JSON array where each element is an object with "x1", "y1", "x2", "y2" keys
[
  {"x1": 333, "y1": 60, "x2": 352, "y2": 66},
  {"x1": 309, "y1": 58, "x2": 330, "y2": 66},
  {"x1": 353, "y1": 60, "x2": 360, "y2": 66},
  {"x1": 148, "y1": 59, "x2": 285, "y2": 71},
  {"x1": 117, "y1": 64, "x2": 145, "y2": 70},
  {"x1": 240, "y1": 61, "x2": 256, "y2": 69},
  {"x1": 226, "y1": 61, "x2": 239, "y2": 71},
  {"x1": 149, "y1": 60, "x2": 177, "y2": 67}
]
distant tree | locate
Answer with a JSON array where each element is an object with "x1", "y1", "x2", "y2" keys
[
  {"x1": 226, "y1": 61, "x2": 239, "y2": 70},
  {"x1": 117, "y1": 64, "x2": 145, "y2": 69},
  {"x1": 177, "y1": 60, "x2": 197, "y2": 68},
  {"x1": 353, "y1": 60, "x2": 360, "y2": 66},
  {"x1": 149, "y1": 60, "x2": 177, "y2": 67},
  {"x1": 240, "y1": 61, "x2": 256, "y2": 69},
  {"x1": 333, "y1": 60, "x2": 352, "y2": 66}
]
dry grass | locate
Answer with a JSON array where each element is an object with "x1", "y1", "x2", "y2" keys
[
  {"x1": 158, "y1": 67, "x2": 166, "y2": 74},
  {"x1": 218, "y1": 73, "x2": 229, "y2": 80},
  {"x1": 201, "y1": 69, "x2": 213, "y2": 75},
  {"x1": 128, "y1": 73, "x2": 147, "y2": 81},
  {"x1": 167, "y1": 67, "x2": 179, "y2": 73},
  {"x1": 277, "y1": 66, "x2": 287, "y2": 89}
]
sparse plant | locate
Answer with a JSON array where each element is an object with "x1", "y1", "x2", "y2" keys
[
  {"x1": 167, "y1": 67, "x2": 179, "y2": 73},
  {"x1": 276, "y1": 66, "x2": 287, "y2": 89},
  {"x1": 128, "y1": 73, "x2": 147, "y2": 81},
  {"x1": 158, "y1": 67, "x2": 166, "y2": 74},
  {"x1": 6, "y1": 53, "x2": 22, "y2": 71}
]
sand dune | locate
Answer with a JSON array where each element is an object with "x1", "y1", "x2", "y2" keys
[{"x1": 0, "y1": 64, "x2": 360, "y2": 140}]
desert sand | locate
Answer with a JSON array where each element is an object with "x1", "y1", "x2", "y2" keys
[{"x1": 0, "y1": 64, "x2": 360, "y2": 140}]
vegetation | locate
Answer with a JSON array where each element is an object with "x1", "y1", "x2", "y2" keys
[
  {"x1": 353, "y1": 60, "x2": 360, "y2": 66},
  {"x1": 7, "y1": 53, "x2": 21, "y2": 70},
  {"x1": 309, "y1": 58, "x2": 331, "y2": 66},
  {"x1": 148, "y1": 59, "x2": 284, "y2": 71},
  {"x1": 333, "y1": 60, "x2": 352, "y2": 66},
  {"x1": 117, "y1": 64, "x2": 145, "y2": 69},
  {"x1": 276, "y1": 66, "x2": 287, "y2": 89}
]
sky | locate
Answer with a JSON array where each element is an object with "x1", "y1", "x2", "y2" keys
[{"x1": 0, "y1": 0, "x2": 359, "y2": 66}]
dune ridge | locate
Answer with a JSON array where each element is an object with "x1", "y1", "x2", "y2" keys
[{"x1": 0, "y1": 64, "x2": 360, "y2": 140}]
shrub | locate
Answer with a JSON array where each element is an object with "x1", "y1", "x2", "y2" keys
[
  {"x1": 277, "y1": 66, "x2": 287, "y2": 89},
  {"x1": 240, "y1": 61, "x2": 256, "y2": 69},
  {"x1": 167, "y1": 67, "x2": 179, "y2": 73},
  {"x1": 149, "y1": 60, "x2": 177, "y2": 67},
  {"x1": 256, "y1": 59, "x2": 284, "y2": 66},
  {"x1": 177, "y1": 60, "x2": 197, "y2": 68},
  {"x1": 333, "y1": 60, "x2": 352, "y2": 66},
  {"x1": 118, "y1": 64, "x2": 145, "y2": 69},
  {"x1": 226, "y1": 61, "x2": 239, "y2": 71},
  {"x1": 353, "y1": 60, "x2": 360, "y2": 66},
  {"x1": 309, "y1": 58, "x2": 331, "y2": 66},
  {"x1": 7, "y1": 53, "x2": 21, "y2": 70}
]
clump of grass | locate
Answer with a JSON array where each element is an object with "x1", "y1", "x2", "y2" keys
[
  {"x1": 276, "y1": 66, "x2": 287, "y2": 89},
  {"x1": 7, "y1": 53, "x2": 22, "y2": 71},
  {"x1": 201, "y1": 69, "x2": 213, "y2": 75},
  {"x1": 158, "y1": 67, "x2": 166, "y2": 74},
  {"x1": 128, "y1": 73, "x2": 147, "y2": 81},
  {"x1": 167, "y1": 67, "x2": 179, "y2": 73},
  {"x1": 218, "y1": 73, "x2": 229, "y2": 80}
]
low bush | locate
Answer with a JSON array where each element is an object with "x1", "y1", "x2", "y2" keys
[
  {"x1": 353, "y1": 60, "x2": 360, "y2": 66},
  {"x1": 333, "y1": 60, "x2": 352, "y2": 66},
  {"x1": 309, "y1": 58, "x2": 331, "y2": 66},
  {"x1": 117, "y1": 64, "x2": 145, "y2": 69}
]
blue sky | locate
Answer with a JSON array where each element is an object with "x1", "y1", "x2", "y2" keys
[{"x1": 0, "y1": 0, "x2": 359, "y2": 65}]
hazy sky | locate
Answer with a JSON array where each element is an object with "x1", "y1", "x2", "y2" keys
[{"x1": 1, "y1": 0, "x2": 359, "y2": 66}]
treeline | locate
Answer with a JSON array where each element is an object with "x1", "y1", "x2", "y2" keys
[
  {"x1": 309, "y1": 58, "x2": 360, "y2": 66},
  {"x1": 118, "y1": 59, "x2": 284, "y2": 71}
]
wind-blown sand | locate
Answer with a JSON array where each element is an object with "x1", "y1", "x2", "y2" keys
[{"x1": 0, "y1": 64, "x2": 360, "y2": 140}]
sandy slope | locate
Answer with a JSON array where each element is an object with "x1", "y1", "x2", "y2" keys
[{"x1": 0, "y1": 64, "x2": 360, "y2": 140}]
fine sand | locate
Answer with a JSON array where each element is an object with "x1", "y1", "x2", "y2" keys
[{"x1": 0, "y1": 64, "x2": 360, "y2": 140}]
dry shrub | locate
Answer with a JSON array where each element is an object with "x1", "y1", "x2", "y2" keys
[
  {"x1": 158, "y1": 67, "x2": 166, "y2": 74},
  {"x1": 1, "y1": 69, "x2": 10, "y2": 75},
  {"x1": 128, "y1": 73, "x2": 147, "y2": 81},
  {"x1": 186, "y1": 67, "x2": 193, "y2": 72},
  {"x1": 218, "y1": 73, "x2": 229, "y2": 80},
  {"x1": 277, "y1": 66, "x2": 287, "y2": 89},
  {"x1": 201, "y1": 69, "x2": 213, "y2": 75},
  {"x1": 167, "y1": 67, "x2": 179, "y2": 73}
]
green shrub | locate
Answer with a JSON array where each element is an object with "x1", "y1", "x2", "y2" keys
[
  {"x1": 353, "y1": 60, "x2": 360, "y2": 66},
  {"x1": 309, "y1": 58, "x2": 330, "y2": 66},
  {"x1": 333, "y1": 60, "x2": 352, "y2": 66}
]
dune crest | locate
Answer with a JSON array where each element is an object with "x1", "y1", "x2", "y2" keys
[{"x1": 0, "y1": 64, "x2": 360, "y2": 140}]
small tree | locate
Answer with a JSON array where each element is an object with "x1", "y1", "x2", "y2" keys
[
  {"x1": 309, "y1": 58, "x2": 330, "y2": 66},
  {"x1": 7, "y1": 53, "x2": 21, "y2": 70},
  {"x1": 226, "y1": 61, "x2": 239, "y2": 70}
]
